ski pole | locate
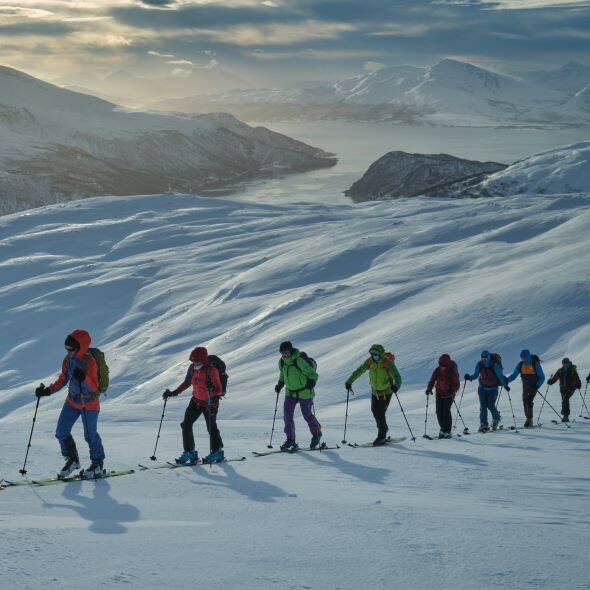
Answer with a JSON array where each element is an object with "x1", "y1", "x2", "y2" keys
[
  {"x1": 151, "y1": 396, "x2": 168, "y2": 460},
  {"x1": 579, "y1": 382, "x2": 589, "y2": 419},
  {"x1": 19, "y1": 396, "x2": 41, "y2": 475},
  {"x1": 578, "y1": 387, "x2": 590, "y2": 418},
  {"x1": 452, "y1": 399, "x2": 469, "y2": 435},
  {"x1": 536, "y1": 383, "x2": 549, "y2": 425},
  {"x1": 505, "y1": 387, "x2": 519, "y2": 431},
  {"x1": 453, "y1": 380, "x2": 467, "y2": 432},
  {"x1": 342, "y1": 387, "x2": 353, "y2": 444},
  {"x1": 536, "y1": 388, "x2": 570, "y2": 429},
  {"x1": 268, "y1": 391, "x2": 280, "y2": 448},
  {"x1": 423, "y1": 393, "x2": 433, "y2": 440},
  {"x1": 393, "y1": 391, "x2": 416, "y2": 442}
]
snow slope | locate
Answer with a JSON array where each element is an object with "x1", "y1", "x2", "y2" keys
[
  {"x1": 1, "y1": 192, "x2": 590, "y2": 589},
  {"x1": 455, "y1": 141, "x2": 590, "y2": 197},
  {"x1": 0, "y1": 66, "x2": 335, "y2": 215}
]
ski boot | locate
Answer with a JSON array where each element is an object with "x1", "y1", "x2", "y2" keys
[
  {"x1": 478, "y1": 424, "x2": 489, "y2": 433},
  {"x1": 442, "y1": 432, "x2": 452, "y2": 439},
  {"x1": 310, "y1": 432, "x2": 323, "y2": 450},
  {"x1": 176, "y1": 450, "x2": 198, "y2": 464},
  {"x1": 492, "y1": 419, "x2": 501, "y2": 431},
  {"x1": 438, "y1": 431, "x2": 445, "y2": 439},
  {"x1": 523, "y1": 419, "x2": 533, "y2": 428},
  {"x1": 562, "y1": 416, "x2": 570, "y2": 423},
  {"x1": 81, "y1": 460, "x2": 104, "y2": 480},
  {"x1": 58, "y1": 456, "x2": 80, "y2": 480},
  {"x1": 280, "y1": 439, "x2": 298, "y2": 452},
  {"x1": 202, "y1": 449, "x2": 225, "y2": 464},
  {"x1": 373, "y1": 437, "x2": 388, "y2": 446}
]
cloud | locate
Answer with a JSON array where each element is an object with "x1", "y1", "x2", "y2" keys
[
  {"x1": 167, "y1": 58, "x2": 193, "y2": 64},
  {"x1": 433, "y1": 0, "x2": 590, "y2": 7},
  {"x1": 171, "y1": 66, "x2": 191, "y2": 77},
  {"x1": 148, "y1": 49, "x2": 176, "y2": 57},
  {"x1": 105, "y1": 33, "x2": 132, "y2": 45},
  {"x1": 0, "y1": 6, "x2": 54, "y2": 18}
]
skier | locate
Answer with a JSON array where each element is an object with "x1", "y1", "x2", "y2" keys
[
  {"x1": 506, "y1": 349, "x2": 545, "y2": 428},
  {"x1": 274, "y1": 341, "x2": 321, "y2": 451},
  {"x1": 35, "y1": 330, "x2": 106, "y2": 479},
  {"x1": 464, "y1": 350, "x2": 507, "y2": 432},
  {"x1": 547, "y1": 358, "x2": 581, "y2": 422},
  {"x1": 426, "y1": 354, "x2": 460, "y2": 438},
  {"x1": 163, "y1": 346, "x2": 225, "y2": 464},
  {"x1": 344, "y1": 344, "x2": 402, "y2": 446}
]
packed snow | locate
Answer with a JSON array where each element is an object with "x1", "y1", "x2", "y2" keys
[{"x1": 1, "y1": 189, "x2": 590, "y2": 589}]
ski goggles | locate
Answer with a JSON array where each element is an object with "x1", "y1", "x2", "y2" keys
[
  {"x1": 371, "y1": 353, "x2": 380, "y2": 361},
  {"x1": 280, "y1": 350, "x2": 292, "y2": 357},
  {"x1": 65, "y1": 345, "x2": 76, "y2": 352}
]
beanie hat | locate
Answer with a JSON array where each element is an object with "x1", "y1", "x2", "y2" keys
[{"x1": 279, "y1": 341, "x2": 294, "y2": 353}]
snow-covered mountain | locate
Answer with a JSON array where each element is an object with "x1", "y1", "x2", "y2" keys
[
  {"x1": 1, "y1": 181, "x2": 590, "y2": 588},
  {"x1": 519, "y1": 61, "x2": 590, "y2": 95},
  {"x1": 346, "y1": 151, "x2": 506, "y2": 201},
  {"x1": 145, "y1": 59, "x2": 582, "y2": 126},
  {"x1": 0, "y1": 66, "x2": 336, "y2": 215}
]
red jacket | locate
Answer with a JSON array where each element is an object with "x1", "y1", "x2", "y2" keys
[
  {"x1": 427, "y1": 354, "x2": 460, "y2": 398},
  {"x1": 175, "y1": 348, "x2": 222, "y2": 406},
  {"x1": 50, "y1": 329, "x2": 100, "y2": 411}
]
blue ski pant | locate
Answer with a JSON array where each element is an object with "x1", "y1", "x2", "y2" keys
[
  {"x1": 477, "y1": 386, "x2": 501, "y2": 426},
  {"x1": 55, "y1": 403, "x2": 105, "y2": 461}
]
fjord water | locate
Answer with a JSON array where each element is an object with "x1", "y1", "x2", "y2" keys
[{"x1": 223, "y1": 121, "x2": 590, "y2": 204}]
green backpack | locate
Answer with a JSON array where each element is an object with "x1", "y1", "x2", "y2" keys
[{"x1": 85, "y1": 348, "x2": 110, "y2": 398}]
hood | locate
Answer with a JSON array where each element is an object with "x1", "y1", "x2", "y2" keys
[
  {"x1": 520, "y1": 349, "x2": 532, "y2": 365},
  {"x1": 480, "y1": 350, "x2": 491, "y2": 367},
  {"x1": 438, "y1": 354, "x2": 452, "y2": 367},
  {"x1": 562, "y1": 357, "x2": 571, "y2": 368},
  {"x1": 189, "y1": 346, "x2": 208, "y2": 365},
  {"x1": 369, "y1": 344, "x2": 385, "y2": 360},
  {"x1": 69, "y1": 329, "x2": 91, "y2": 358}
]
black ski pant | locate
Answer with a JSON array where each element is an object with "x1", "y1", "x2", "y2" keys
[
  {"x1": 371, "y1": 394, "x2": 392, "y2": 439},
  {"x1": 181, "y1": 398, "x2": 223, "y2": 453},
  {"x1": 436, "y1": 396, "x2": 453, "y2": 434},
  {"x1": 561, "y1": 389, "x2": 575, "y2": 417},
  {"x1": 522, "y1": 379, "x2": 537, "y2": 421}
]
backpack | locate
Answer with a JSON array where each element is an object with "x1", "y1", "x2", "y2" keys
[
  {"x1": 85, "y1": 347, "x2": 109, "y2": 398},
  {"x1": 298, "y1": 351, "x2": 317, "y2": 371},
  {"x1": 489, "y1": 353, "x2": 502, "y2": 368},
  {"x1": 531, "y1": 354, "x2": 541, "y2": 364},
  {"x1": 207, "y1": 355, "x2": 228, "y2": 395},
  {"x1": 368, "y1": 352, "x2": 396, "y2": 368}
]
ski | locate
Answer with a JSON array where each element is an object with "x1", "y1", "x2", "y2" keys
[
  {"x1": 0, "y1": 469, "x2": 135, "y2": 489},
  {"x1": 138, "y1": 456, "x2": 246, "y2": 470},
  {"x1": 252, "y1": 443, "x2": 339, "y2": 457},
  {"x1": 348, "y1": 436, "x2": 406, "y2": 448}
]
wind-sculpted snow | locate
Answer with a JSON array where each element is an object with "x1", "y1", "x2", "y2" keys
[
  {"x1": 1, "y1": 192, "x2": 589, "y2": 422},
  {"x1": 1, "y1": 194, "x2": 590, "y2": 590}
]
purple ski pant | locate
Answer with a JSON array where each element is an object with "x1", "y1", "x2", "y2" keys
[{"x1": 283, "y1": 396, "x2": 321, "y2": 441}]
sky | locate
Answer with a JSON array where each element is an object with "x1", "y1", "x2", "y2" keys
[{"x1": 0, "y1": 0, "x2": 589, "y2": 88}]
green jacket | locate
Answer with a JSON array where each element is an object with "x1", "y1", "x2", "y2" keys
[
  {"x1": 346, "y1": 344, "x2": 402, "y2": 396},
  {"x1": 278, "y1": 349, "x2": 318, "y2": 399}
]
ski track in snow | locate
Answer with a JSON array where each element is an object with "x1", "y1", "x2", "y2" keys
[{"x1": 1, "y1": 193, "x2": 590, "y2": 589}]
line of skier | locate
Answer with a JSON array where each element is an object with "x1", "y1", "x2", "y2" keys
[{"x1": 31, "y1": 329, "x2": 590, "y2": 479}]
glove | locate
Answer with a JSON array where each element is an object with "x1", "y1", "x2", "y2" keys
[
  {"x1": 73, "y1": 367, "x2": 85, "y2": 381},
  {"x1": 345, "y1": 382, "x2": 352, "y2": 393},
  {"x1": 425, "y1": 389, "x2": 433, "y2": 396},
  {"x1": 504, "y1": 383, "x2": 511, "y2": 392},
  {"x1": 391, "y1": 384, "x2": 399, "y2": 394},
  {"x1": 162, "y1": 389, "x2": 179, "y2": 399},
  {"x1": 587, "y1": 375, "x2": 590, "y2": 383},
  {"x1": 35, "y1": 384, "x2": 51, "y2": 397},
  {"x1": 306, "y1": 378, "x2": 316, "y2": 390},
  {"x1": 464, "y1": 374, "x2": 472, "y2": 381},
  {"x1": 274, "y1": 382, "x2": 284, "y2": 394}
]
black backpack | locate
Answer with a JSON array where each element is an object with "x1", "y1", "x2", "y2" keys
[
  {"x1": 489, "y1": 353, "x2": 502, "y2": 368},
  {"x1": 298, "y1": 351, "x2": 317, "y2": 371},
  {"x1": 207, "y1": 355, "x2": 228, "y2": 395}
]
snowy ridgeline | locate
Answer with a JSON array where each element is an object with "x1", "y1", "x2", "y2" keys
[
  {"x1": 346, "y1": 141, "x2": 590, "y2": 201},
  {"x1": 0, "y1": 66, "x2": 336, "y2": 216},
  {"x1": 146, "y1": 59, "x2": 590, "y2": 127},
  {"x1": 1, "y1": 193, "x2": 590, "y2": 590}
]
